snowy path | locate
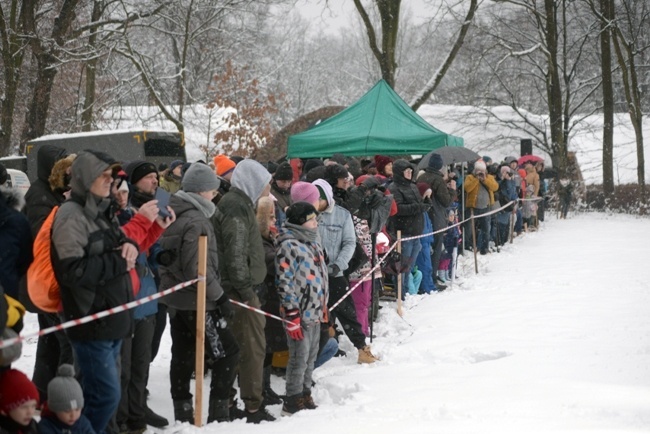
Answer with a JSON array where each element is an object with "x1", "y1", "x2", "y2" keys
[{"x1": 15, "y1": 213, "x2": 650, "y2": 433}]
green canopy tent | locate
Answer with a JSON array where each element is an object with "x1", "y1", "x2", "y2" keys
[{"x1": 287, "y1": 80, "x2": 464, "y2": 158}]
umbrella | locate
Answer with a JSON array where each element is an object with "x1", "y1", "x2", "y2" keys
[
  {"x1": 417, "y1": 146, "x2": 480, "y2": 171},
  {"x1": 517, "y1": 155, "x2": 544, "y2": 166}
]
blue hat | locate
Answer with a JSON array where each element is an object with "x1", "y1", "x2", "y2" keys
[{"x1": 428, "y1": 153, "x2": 444, "y2": 171}]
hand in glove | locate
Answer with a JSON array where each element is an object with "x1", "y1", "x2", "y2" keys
[
  {"x1": 285, "y1": 310, "x2": 303, "y2": 340},
  {"x1": 328, "y1": 264, "x2": 341, "y2": 276},
  {"x1": 420, "y1": 202, "x2": 432, "y2": 212},
  {"x1": 216, "y1": 293, "x2": 234, "y2": 320}
]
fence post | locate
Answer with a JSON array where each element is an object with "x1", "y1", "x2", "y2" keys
[
  {"x1": 471, "y1": 209, "x2": 478, "y2": 274},
  {"x1": 194, "y1": 235, "x2": 208, "y2": 427},
  {"x1": 396, "y1": 230, "x2": 403, "y2": 317}
]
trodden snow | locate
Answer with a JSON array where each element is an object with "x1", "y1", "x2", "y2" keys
[{"x1": 15, "y1": 213, "x2": 650, "y2": 433}]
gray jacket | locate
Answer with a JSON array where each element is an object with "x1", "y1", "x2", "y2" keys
[{"x1": 159, "y1": 191, "x2": 223, "y2": 311}]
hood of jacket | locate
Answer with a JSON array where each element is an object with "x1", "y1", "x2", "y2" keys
[
  {"x1": 69, "y1": 150, "x2": 119, "y2": 197},
  {"x1": 312, "y1": 179, "x2": 334, "y2": 213},
  {"x1": 231, "y1": 159, "x2": 272, "y2": 203},
  {"x1": 392, "y1": 159, "x2": 415, "y2": 185},
  {"x1": 36, "y1": 144, "x2": 67, "y2": 183},
  {"x1": 0, "y1": 187, "x2": 25, "y2": 213}
]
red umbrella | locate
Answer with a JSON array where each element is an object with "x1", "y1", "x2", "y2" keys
[{"x1": 517, "y1": 155, "x2": 544, "y2": 166}]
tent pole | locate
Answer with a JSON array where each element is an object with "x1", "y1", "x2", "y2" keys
[{"x1": 396, "y1": 230, "x2": 403, "y2": 317}]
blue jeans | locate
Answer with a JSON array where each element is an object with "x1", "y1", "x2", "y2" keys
[
  {"x1": 72, "y1": 339, "x2": 122, "y2": 434},
  {"x1": 314, "y1": 337, "x2": 338, "y2": 369},
  {"x1": 285, "y1": 321, "x2": 320, "y2": 397},
  {"x1": 400, "y1": 238, "x2": 422, "y2": 292}
]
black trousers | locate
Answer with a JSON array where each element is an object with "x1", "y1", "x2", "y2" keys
[
  {"x1": 32, "y1": 313, "x2": 74, "y2": 401},
  {"x1": 327, "y1": 275, "x2": 366, "y2": 350},
  {"x1": 169, "y1": 310, "x2": 239, "y2": 402},
  {"x1": 117, "y1": 315, "x2": 155, "y2": 428}
]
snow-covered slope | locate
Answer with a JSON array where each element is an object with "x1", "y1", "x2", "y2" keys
[{"x1": 14, "y1": 213, "x2": 650, "y2": 433}]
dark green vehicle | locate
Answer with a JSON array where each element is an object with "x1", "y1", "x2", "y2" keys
[{"x1": 25, "y1": 129, "x2": 185, "y2": 181}]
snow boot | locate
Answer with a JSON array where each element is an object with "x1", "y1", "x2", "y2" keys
[
  {"x1": 173, "y1": 399, "x2": 194, "y2": 424},
  {"x1": 262, "y1": 365, "x2": 283, "y2": 405},
  {"x1": 357, "y1": 345, "x2": 378, "y2": 364},
  {"x1": 281, "y1": 393, "x2": 305, "y2": 416},
  {"x1": 302, "y1": 390, "x2": 317, "y2": 410},
  {"x1": 207, "y1": 399, "x2": 230, "y2": 423},
  {"x1": 144, "y1": 405, "x2": 168, "y2": 428},
  {"x1": 243, "y1": 407, "x2": 276, "y2": 423}
]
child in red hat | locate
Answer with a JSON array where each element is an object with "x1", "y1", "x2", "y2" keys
[{"x1": 0, "y1": 369, "x2": 40, "y2": 434}]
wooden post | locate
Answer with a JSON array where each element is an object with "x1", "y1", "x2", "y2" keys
[
  {"x1": 509, "y1": 211, "x2": 515, "y2": 244},
  {"x1": 396, "y1": 230, "x2": 403, "y2": 317},
  {"x1": 471, "y1": 209, "x2": 478, "y2": 274},
  {"x1": 194, "y1": 235, "x2": 208, "y2": 427}
]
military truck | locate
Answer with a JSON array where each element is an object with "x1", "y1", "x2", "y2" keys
[{"x1": 25, "y1": 129, "x2": 185, "y2": 181}]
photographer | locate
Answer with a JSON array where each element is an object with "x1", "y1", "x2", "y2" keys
[{"x1": 463, "y1": 160, "x2": 498, "y2": 255}]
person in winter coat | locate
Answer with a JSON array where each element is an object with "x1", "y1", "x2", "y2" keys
[
  {"x1": 310, "y1": 179, "x2": 378, "y2": 364},
  {"x1": 276, "y1": 202, "x2": 329, "y2": 416},
  {"x1": 213, "y1": 159, "x2": 275, "y2": 424},
  {"x1": 255, "y1": 197, "x2": 285, "y2": 406},
  {"x1": 22, "y1": 147, "x2": 75, "y2": 402},
  {"x1": 416, "y1": 153, "x2": 454, "y2": 289},
  {"x1": 439, "y1": 209, "x2": 461, "y2": 282},
  {"x1": 159, "y1": 163, "x2": 239, "y2": 424},
  {"x1": 51, "y1": 150, "x2": 137, "y2": 434},
  {"x1": 496, "y1": 166, "x2": 518, "y2": 245},
  {"x1": 38, "y1": 365, "x2": 95, "y2": 434},
  {"x1": 524, "y1": 161, "x2": 540, "y2": 197},
  {"x1": 158, "y1": 160, "x2": 183, "y2": 194},
  {"x1": 212, "y1": 155, "x2": 236, "y2": 205},
  {"x1": 463, "y1": 160, "x2": 498, "y2": 255},
  {"x1": 0, "y1": 185, "x2": 32, "y2": 300},
  {"x1": 386, "y1": 159, "x2": 429, "y2": 292},
  {"x1": 414, "y1": 183, "x2": 436, "y2": 294},
  {"x1": 114, "y1": 174, "x2": 174, "y2": 433},
  {"x1": 0, "y1": 369, "x2": 40, "y2": 434}
]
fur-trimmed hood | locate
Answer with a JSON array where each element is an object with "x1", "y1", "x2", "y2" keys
[{"x1": 0, "y1": 187, "x2": 25, "y2": 212}]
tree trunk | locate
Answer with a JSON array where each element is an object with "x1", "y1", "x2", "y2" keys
[
  {"x1": 544, "y1": 0, "x2": 568, "y2": 175},
  {"x1": 81, "y1": 0, "x2": 102, "y2": 132},
  {"x1": 0, "y1": 0, "x2": 27, "y2": 156},
  {"x1": 600, "y1": 0, "x2": 614, "y2": 194}
]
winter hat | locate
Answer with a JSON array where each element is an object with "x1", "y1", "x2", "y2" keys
[
  {"x1": 126, "y1": 160, "x2": 158, "y2": 186},
  {"x1": 0, "y1": 369, "x2": 39, "y2": 413},
  {"x1": 303, "y1": 159, "x2": 324, "y2": 174},
  {"x1": 473, "y1": 160, "x2": 487, "y2": 174},
  {"x1": 0, "y1": 329, "x2": 22, "y2": 367},
  {"x1": 428, "y1": 153, "x2": 444, "y2": 171},
  {"x1": 274, "y1": 162, "x2": 294, "y2": 181},
  {"x1": 482, "y1": 155, "x2": 493, "y2": 165},
  {"x1": 305, "y1": 166, "x2": 327, "y2": 183},
  {"x1": 324, "y1": 164, "x2": 349, "y2": 186},
  {"x1": 47, "y1": 364, "x2": 84, "y2": 412},
  {"x1": 286, "y1": 202, "x2": 318, "y2": 226},
  {"x1": 416, "y1": 182, "x2": 431, "y2": 198},
  {"x1": 213, "y1": 155, "x2": 236, "y2": 177},
  {"x1": 374, "y1": 155, "x2": 393, "y2": 175},
  {"x1": 117, "y1": 177, "x2": 130, "y2": 192},
  {"x1": 182, "y1": 162, "x2": 221, "y2": 193},
  {"x1": 504, "y1": 156, "x2": 518, "y2": 165},
  {"x1": 329, "y1": 153, "x2": 348, "y2": 166},
  {"x1": 170, "y1": 160, "x2": 184, "y2": 172},
  {"x1": 291, "y1": 181, "x2": 320, "y2": 205},
  {"x1": 265, "y1": 161, "x2": 278, "y2": 174}
]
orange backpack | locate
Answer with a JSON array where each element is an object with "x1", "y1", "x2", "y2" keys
[{"x1": 27, "y1": 206, "x2": 62, "y2": 313}]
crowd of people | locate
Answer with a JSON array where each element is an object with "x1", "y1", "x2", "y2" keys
[{"x1": 0, "y1": 147, "x2": 554, "y2": 434}]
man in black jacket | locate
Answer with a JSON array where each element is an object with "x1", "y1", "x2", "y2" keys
[{"x1": 51, "y1": 150, "x2": 137, "y2": 434}]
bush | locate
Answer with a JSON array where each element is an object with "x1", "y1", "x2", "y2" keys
[{"x1": 585, "y1": 184, "x2": 650, "y2": 215}]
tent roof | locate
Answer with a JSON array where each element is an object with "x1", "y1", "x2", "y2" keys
[{"x1": 287, "y1": 80, "x2": 463, "y2": 158}]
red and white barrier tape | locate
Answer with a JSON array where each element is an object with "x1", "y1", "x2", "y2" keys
[{"x1": 0, "y1": 278, "x2": 202, "y2": 349}]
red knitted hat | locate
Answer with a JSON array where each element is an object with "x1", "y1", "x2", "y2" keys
[
  {"x1": 213, "y1": 154, "x2": 236, "y2": 177},
  {"x1": 374, "y1": 155, "x2": 393, "y2": 175},
  {"x1": 0, "y1": 369, "x2": 39, "y2": 413}
]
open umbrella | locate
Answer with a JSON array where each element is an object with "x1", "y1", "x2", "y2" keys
[
  {"x1": 517, "y1": 155, "x2": 544, "y2": 166},
  {"x1": 417, "y1": 146, "x2": 480, "y2": 171}
]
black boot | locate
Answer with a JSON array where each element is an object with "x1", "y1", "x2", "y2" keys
[
  {"x1": 262, "y1": 365, "x2": 282, "y2": 405},
  {"x1": 207, "y1": 399, "x2": 230, "y2": 423},
  {"x1": 173, "y1": 399, "x2": 193, "y2": 424},
  {"x1": 145, "y1": 405, "x2": 169, "y2": 428}
]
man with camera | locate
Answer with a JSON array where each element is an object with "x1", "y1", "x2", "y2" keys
[{"x1": 463, "y1": 160, "x2": 498, "y2": 255}]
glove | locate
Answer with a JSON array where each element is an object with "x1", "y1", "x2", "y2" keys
[
  {"x1": 364, "y1": 190, "x2": 383, "y2": 210},
  {"x1": 360, "y1": 176, "x2": 381, "y2": 191},
  {"x1": 215, "y1": 293, "x2": 234, "y2": 320},
  {"x1": 420, "y1": 202, "x2": 432, "y2": 212},
  {"x1": 328, "y1": 264, "x2": 341, "y2": 276},
  {"x1": 285, "y1": 310, "x2": 303, "y2": 340}
]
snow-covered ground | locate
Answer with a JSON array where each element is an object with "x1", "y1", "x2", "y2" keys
[{"x1": 14, "y1": 212, "x2": 650, "y2": 433}]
